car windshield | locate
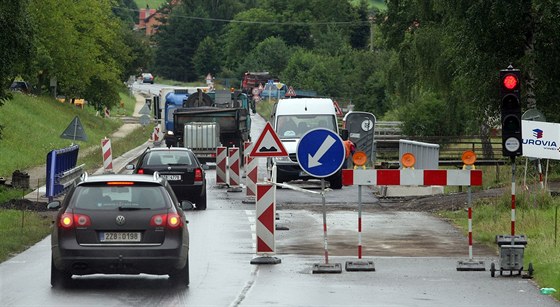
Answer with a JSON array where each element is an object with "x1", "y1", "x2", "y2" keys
[
  {"x1": 145, "y1": 151, "x2": 194, "y2": 166},
  {"x1": 72, "y1": 185, "x2": 168, "y2": 210},
  {"x1": 276, "y1": 115, "x2": 336, "y2": 139}
]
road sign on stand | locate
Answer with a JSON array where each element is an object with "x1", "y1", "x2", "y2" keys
[
  {"x1": 285, "y1": 86, "x2": 296, "y2": 97},
  {"x1": 296, "y1": 129, "x2": 345, "y2": 178},
  {"x1": 250, "y1": 122, "x2": 288, "y2": 157},
  {"x1": 297, "y1": 128, "x2": 344, "y2": 274}
]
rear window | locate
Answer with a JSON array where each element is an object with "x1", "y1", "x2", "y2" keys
[
  {"x1": 71, "y1": 185, "x2": 169, "y2": 210},
  {"x1": 144, "y1": 151, "x2": 194, "y2": 166}
]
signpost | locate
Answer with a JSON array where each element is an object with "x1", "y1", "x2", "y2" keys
[{"x1": 297, "y1": 129, "x2": 345, "y2": 273}]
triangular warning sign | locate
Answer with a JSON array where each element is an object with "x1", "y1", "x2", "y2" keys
[
  {"x1": 138, "y1": 103, "x2": 151, "y2": 115},
  {"x1": 285, "y1": 86, "x2": 296, "y2": 97},
  {"x1": 250, "y1": 122, "x2": 288, "y2": 157},
  {"x1": 60, "y1": 116, "x2": 88, "y2": 141}
]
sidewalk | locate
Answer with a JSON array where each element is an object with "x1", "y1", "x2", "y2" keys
[{"x1": 23, "y1": 92, "x2": 152, "y2": 203}]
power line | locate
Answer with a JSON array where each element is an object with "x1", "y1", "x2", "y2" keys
[{"x1": 112, "y1": 6, "x2": 371, "y2": 26}]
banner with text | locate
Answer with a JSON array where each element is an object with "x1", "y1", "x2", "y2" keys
[{"x1": 522, "y1": 120, "x2": 560, "y2": 160}]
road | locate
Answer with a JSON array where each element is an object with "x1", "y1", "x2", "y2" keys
[{"x1": 1, "y1": 83, "x2": 557, "y2": 306}]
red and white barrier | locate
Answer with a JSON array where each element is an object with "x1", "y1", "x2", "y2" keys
[
  {"x1": 243, "y1": 141, "x2": 252, "y2": 178},
  {"x1": 151, "y1": 125, "x2": 161, "y2": 142},
  {"x1": 256, "y1": 183, "x2": 275, "y2": 254},
  {"x1": 228, "y1": 146, "x2": 241, "y2": 192},
  {"x1": 243, "y1": 150, "x2": 258, "y2": 203},
  {"x1": 216, "y1": 146, "x2": 227, "y2": 186},
  {"x1": 101, "y1": 138, "x2": 113, "y2": 173},
  {"x1": 342, "y1": 169, "x2": 483, "y2": 186}
]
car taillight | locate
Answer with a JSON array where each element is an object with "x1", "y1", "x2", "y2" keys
[
  {"x1": 59, "y1": 213, "x2": 91, "y2": 229},
  {"x1": 150, "y1": 213, "x2": 183, "y2": 229},
  {"x1": 137, "y1": 169, "x2": 144, "y2": 174},
  {"x1": 194, "y1": 168, "x2": 203, "y2": 182}
]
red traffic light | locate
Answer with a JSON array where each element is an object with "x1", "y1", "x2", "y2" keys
[{"x1": 502, "y1": 74, "x2": 519, "y2": 90}]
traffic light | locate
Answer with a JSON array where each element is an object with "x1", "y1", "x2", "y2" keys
[{"x1": 500, "y1": 66, "x2": 522, "y2": 157}]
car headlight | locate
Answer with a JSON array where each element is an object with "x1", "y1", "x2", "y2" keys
[{"x1": 273, "y1": 156, "x2": 291, "y2": 163}]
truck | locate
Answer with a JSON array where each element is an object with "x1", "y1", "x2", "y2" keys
[
  {"x1": 268, "y1": 98, "x2": 343, "y2": 189},
  {"x1": 241, "y1": 71, "x2": 279, "y2": 112},
  {"x1": 163, "y1": 89, "x2": 189, "y2": 132},
  {"x1": 172, "y1": 89, "x2": 251, "y2": 163}
]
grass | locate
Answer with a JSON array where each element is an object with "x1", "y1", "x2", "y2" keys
[
  {"x1": 134, "y1": 0, "x2": 167, "y2": 10},
  {"x1": 439, "y1": 190, "x2": 560, "y2": 300},
  {"x1": 0, "y1": 93, "x2": 122, "y2": 178},
  {"x1": 255, "y1": 98, "x2": 276, "y2": 122},
  {"x1": 0, "y1": 209, "x2": 52, "y2": 263},
  {"x1": 0, "y1": 90, "x2": 151, "y2": 263}
]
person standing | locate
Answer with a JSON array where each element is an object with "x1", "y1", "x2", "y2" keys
[{"x1": 342, "y1": 136, "x2": 356, "y2": 169}]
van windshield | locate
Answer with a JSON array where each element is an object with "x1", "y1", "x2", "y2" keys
[{"x1": 276, "y1": 115, "x2": 336, "y2": 139}]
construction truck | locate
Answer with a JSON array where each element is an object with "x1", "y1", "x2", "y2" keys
[{"x1": 173, "y1": 89, "x2": 251, "y2": 163}]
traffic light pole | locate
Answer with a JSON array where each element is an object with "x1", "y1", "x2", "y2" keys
[{"x1": 510, "y1": 156, "x2": 516, "y2": 236}]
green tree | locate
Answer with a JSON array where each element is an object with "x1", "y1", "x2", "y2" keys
[
  {"x1": 192, "y1": 36, "x2": 221, "y2": 78},
  {"x1": 0, "y1": 0, "x2": 34, "y2": 139},
  {"x1": 241, "y1": 37, "x2": 292, "y2": 76},
  {"x1": 29, "y1": 0, "x2": 130, "y2": 108},
  {"x1": 154, "y1": 4, "x2": 211, "y2": 81}
]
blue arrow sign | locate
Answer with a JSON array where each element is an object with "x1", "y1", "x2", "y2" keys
[{"x1": 296, "y1": 129, "x2": 345, "y2": 178}]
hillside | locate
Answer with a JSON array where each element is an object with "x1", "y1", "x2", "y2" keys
[{"x1": 0, "y1": 93, "x2": 134, "y2": 179}]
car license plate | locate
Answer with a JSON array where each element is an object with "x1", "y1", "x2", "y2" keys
[
  {"x1": 162, "y1": 175, "x2": 181, "y2": 181},
  {"x1": 100, "y1": 232, "x2": 141, "y2": 242}
]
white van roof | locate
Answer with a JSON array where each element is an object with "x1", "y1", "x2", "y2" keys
[{"x1": 276, "y1": 98, "x2": 335, "y2": 115}]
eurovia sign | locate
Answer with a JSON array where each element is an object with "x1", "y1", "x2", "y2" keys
[{"x1": 521, "y1": 120, "x2": 560, "y2": 160}]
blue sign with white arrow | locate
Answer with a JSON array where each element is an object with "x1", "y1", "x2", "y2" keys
[{"x1": 296, "y1": 128, "x2": 345, "y2": 178}]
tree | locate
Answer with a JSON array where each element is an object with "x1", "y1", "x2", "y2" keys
[
  {"x1": 0, "y1": 0, "x2": 34, "y2": 139},
  {"x1": 241, "y1": 37, "x2": 291, "y2": 76},
  {"x1": 154, "y1": 5, "x2": 211, "y2": 81},
  {"x1": 192, "y1": 36, "x2": 221, "y2": 78},
  {"x1": 29, "y1": 0, "x2": 130, "y2": 107}
]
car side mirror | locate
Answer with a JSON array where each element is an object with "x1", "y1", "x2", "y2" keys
[
  {"x1": 181, "y1": 200, "x2": 194, "y2": 210},
  {"x1": 47, "y1": 201, "x2": 61, "y2": 210},
  {"x1": 125, "y1": 164, "x2": 135, "y2": 170}
]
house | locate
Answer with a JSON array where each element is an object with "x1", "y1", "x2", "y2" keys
[{"x1": 137, "y1": 1, "x2": 178, "y2": 36}]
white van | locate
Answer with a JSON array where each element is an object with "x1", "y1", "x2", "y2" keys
[{"x1": 269, "y1": 98, "x2": 343, "y2": 189}]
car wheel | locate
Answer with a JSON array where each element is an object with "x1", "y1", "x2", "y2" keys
[
  {"x1": 196, "y1": 193, "x2": 207, "y2": 210},
  {"x1": 51, "y1": 256, "x2": 71, "y2": 288},
  {"x1": 169, "y1": 257, "x2": 189, "y2": 286}
]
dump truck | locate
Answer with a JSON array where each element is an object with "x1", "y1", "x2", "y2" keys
[{"x1": 173, "y1": 90, "x2": 251, "y2": 163}]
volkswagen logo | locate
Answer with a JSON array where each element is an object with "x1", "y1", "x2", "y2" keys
[
  {"x1": 167, "y1": 166, "x2": 172, "y2": 170},
  {"x1": 115, "y1": 215, "x2": 126, "y2": 226}
]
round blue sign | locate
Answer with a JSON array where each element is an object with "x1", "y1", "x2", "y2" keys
[{"x1": 296, "y1": 128, "x2": 345, "y2": 178}]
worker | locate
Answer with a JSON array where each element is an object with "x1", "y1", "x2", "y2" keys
[
  {"x1": 342, "y1": 136, "x2": 356, "y2": 169},
  {"x1": 164, "y1": 130, "x2": 177, "y2": 148}
]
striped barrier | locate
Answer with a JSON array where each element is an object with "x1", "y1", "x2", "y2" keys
[
  {"x1": 216, "y1": 146, "x2": 227, "y2": 187},
  {"x1": 243, "y1": 141, "x2": 252, "y2": 178},
  {"x1": 243, "y1": 146, "x2": 258, "y2": 204},
  {"x1": 250, "y1": 183, "x2": 280, "y2": 264},
  {"x1": 228, "y1": 146, "x2": 242, "y2": 192},
  {"x1": 101, "y1": 138, "x2": 113, "y2": 173},
  {"x1": 342, "y1": 169, "x2": 483, "y2": 186}
]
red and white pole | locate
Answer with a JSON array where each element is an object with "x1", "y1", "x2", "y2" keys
[
  {"x1": 228, "y1": 146, "x2": 242, "y2": 192},
  {"x1": 468, "y1": 190, "x2": 473, "y2": 259},
  {"x1": 357, "y1": 185, "x2": 363, "y2": 259},
  {"x1": 101, "y1": 138, "x2": 113, "y2": 173},
  {"x1": 511, "y1": 158, "x2": 516, "y2": 236},
  {"x1": 216, "y1": 146, "x2": 227, "y2": 187},
  {"x1": 538, "y1": 159, "x2": 544, "y2": 189}
]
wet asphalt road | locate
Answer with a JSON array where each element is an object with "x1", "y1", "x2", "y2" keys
[{"x1": 0, "y1": 84, "x2": 558, "y2": 306}]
